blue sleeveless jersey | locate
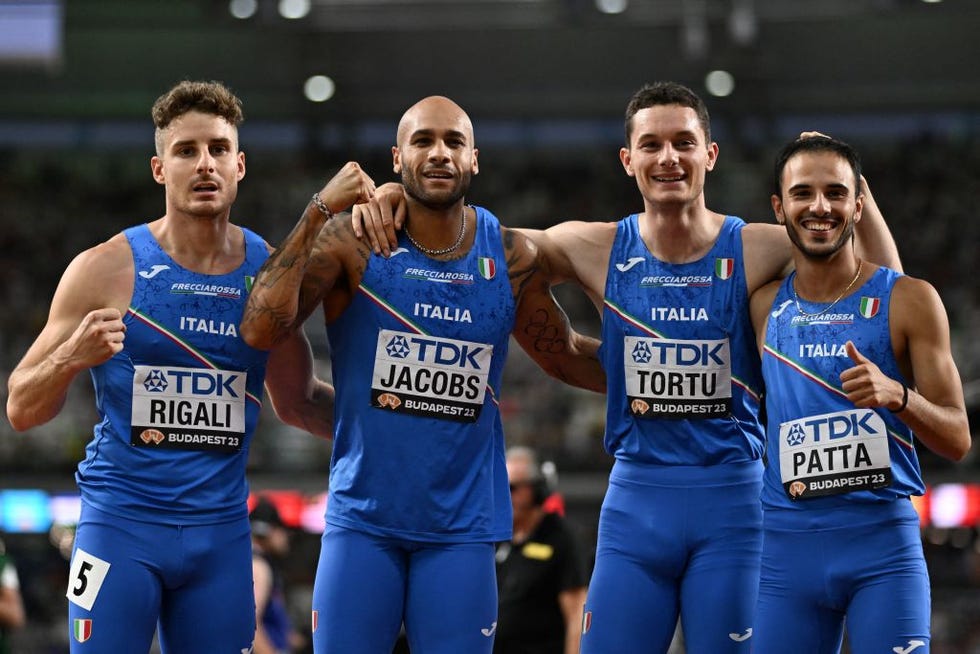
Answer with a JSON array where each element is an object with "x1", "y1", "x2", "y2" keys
[
  {"x1": 325, "y1": 206, "x2": 516, "y2": 542},
  {"x1": 761, "y1": 267, "x2": 923, "y2": 513},
  {"x1": 599, "y1": 214, "x2": 764, "y2": 466},
  {"x1": 78, "y1": 224, "x2": 270, "y2": 525}
]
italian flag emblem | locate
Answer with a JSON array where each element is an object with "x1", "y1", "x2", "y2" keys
[
  {"x1": 244, "y1": 275, "x2": 254, "y2": 293},
  {"x1": 859, "y1": 296, "x2": 880, "y2": 318},
  {"x1": 73, "y1": 618, "x2": 93, "y2": 643},
  {"x1": 715, "y1": 258, "x2": 734, "y2": 280},
  {"x1": 582, "y1": 610, "x2": 592, "y2": 634},
  {"x1": 312, "y1": 610, "x2": 319, "y2": 633},
  {"x1": 478, "y1": 257, "x2": 496, "y2": 280}
]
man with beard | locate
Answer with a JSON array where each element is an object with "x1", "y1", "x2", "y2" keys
[
  {"x1": 5, "y1": 80, "x2": 359, "y2": 653},
  {"x1": 748, "y1": 136, "x2": 970, "y2": 652},
  {"x1": 240, "y1": 95, "x2": 605, "y2": 654}
]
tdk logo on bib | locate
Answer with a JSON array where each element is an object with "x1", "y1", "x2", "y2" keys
[
  {"x1": 630, "y1": 341, "x2": 725, "y2": 366},
  {"x1": 386, "y1": 335, "x2": 411, "y2": 358},
  {"x1": 143, "y1": 369, "x2": 168, "y2": 392},
  {"x1": 141, "y1": 368, "x2": 241, "y2": 398},
  {"x1": 784, "y1": 410, "x2": 878, "y2": 446},
  {"x1": 387, "y1": 334, "x2": 487, "y2": 370}
]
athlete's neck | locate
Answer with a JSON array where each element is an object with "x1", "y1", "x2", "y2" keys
[
  {"x1": 638, "y1": 205, "x2": 725, "y2": 264},
  {"x1": 151, "y1": 214, "x2": 243, "y2": 275}
]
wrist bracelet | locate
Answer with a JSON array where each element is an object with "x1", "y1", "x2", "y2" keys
[
  {"x1": 311, "y1": 192, "x2": 333, "y2": 219},
  {"x1": 889, "y1": 382, "x2": 909, "y2": 414}
]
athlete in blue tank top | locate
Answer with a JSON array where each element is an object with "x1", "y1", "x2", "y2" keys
[
  {"x1": 749, "y1": 136, "x2": 970, "y2": 653},
  {"x1": 241, "y1": 96, "x2": 605, "y2": 654},
  {"x1": 6, "y1": 81, "x2": 344, "y2": 654},
  {"x1": 508, "y1": 84, "x2": 903, "y2": 653}
]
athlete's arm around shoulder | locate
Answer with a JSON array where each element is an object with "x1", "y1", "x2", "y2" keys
[
  {"x1": 6, "y1": 235, "x2": 132, "y2": 431},
  {"x1": 748, "y1": 279, "x2": 782, "y2": 355},
  {"x1": 241, "y1": 161, "x2": 375, "y2": 351},
  {"x1": 250, "y1": 215, "x2": 371, "y2": 439},
  {"x1": 515, "y1": 220, "x2": 616, "y2": 310},
  {"x1": 504, "y1": 226, "x2": 605, "y2": 393},
  {"x1": 741, "y1": 223, "x2": 793, "y2": 295},
  {"x1": 853, "y1": 175, "x2": 902, "y2": 273},
  {"x1": 850, "y1": 275, "x2": 969, "y2": 461}
]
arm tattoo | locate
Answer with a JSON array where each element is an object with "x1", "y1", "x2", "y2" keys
[{"x1": 522, "y1": 308, "x2": 569, "y2": 355}]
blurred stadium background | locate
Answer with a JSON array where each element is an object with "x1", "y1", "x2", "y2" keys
[{"x1": 0, "y1": 0, "x2": 977, "y2": 651}]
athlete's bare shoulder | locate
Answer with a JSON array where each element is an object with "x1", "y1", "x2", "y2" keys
[{"x1": 60, "y1": 232, "x2": 135, "y2": 315}]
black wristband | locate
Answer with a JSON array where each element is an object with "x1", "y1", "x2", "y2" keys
[{"x1": 889, "y1": 382, "x2": 909, "y2": 414}]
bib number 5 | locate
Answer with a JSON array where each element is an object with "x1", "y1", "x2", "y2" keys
[{"x1": 66, "y1": 548, "x2": 111, "y2": 611}]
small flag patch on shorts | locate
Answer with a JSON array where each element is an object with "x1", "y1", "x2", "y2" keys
[
  {"x1": 581, "y1": 610, "x2": 592, "y2": 634},
  {"x1": 73, "y1": 618, "x2": 93, "y2": 643}
]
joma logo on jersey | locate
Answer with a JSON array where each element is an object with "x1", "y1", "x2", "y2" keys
[
  {"x1": 783, "y1": 410, "x2": 878, "y2": 446},
  {"x1": 385, "y1": 335, "x2": 486, "y2": 370},
  {"x1": 631, "y1": 341, "x2": 726, "y2": 366},
  {"x1": 141, "y1": 369, "x2": 241, "y2": 398}
]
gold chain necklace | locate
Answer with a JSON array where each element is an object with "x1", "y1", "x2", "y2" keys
[
  {"x1": 405, "y1": 205, "x2": 466, "y2": 257},
  {"x1": 792, "y1": 259, "x2": 863, "y2": 318}
]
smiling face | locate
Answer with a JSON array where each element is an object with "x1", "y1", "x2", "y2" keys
[
  {"x1": 619, "y1": 104, "x2": 718, "y2": 209},
  {"x1": 392, "y1": 96, "x2": 479, "y2": 210},
  {"x1": 772, "y1": 150, "x2": 864, "y2": 259},
  {"x1": 150, "y1": 110, "x2": 245, "y2": 220}
]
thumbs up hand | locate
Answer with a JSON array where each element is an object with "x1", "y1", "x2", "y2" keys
[{"x1": 840, "y1": 340, "x2": 905, "y2": 410}]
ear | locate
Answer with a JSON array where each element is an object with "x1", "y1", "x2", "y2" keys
[
  {"x1": 392, "y1": 146, "x2": 401, "y2": 174},
  {"x1": 852, "y1": 193, "x2": 864, "y2": 225},
  {"x1": 619, "y1": 147, "x2": 634, "y2": 177},
  {"x1": 471, "y1": 147, "x2": 479, "y2": 176},
  {"x1": 705, "y1": 141, "x2": 719, "y2": 171},
  {"x1": 771, "y1": 194, "x2": 785, "y2": 224},
  {"x1": 150, "y1": 156, "x2": 165, "y2": 185},
  {"x1": 237, "y1": 151, "x2": 246, "y2": 182}
]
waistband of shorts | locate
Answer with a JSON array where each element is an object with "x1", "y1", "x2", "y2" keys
[
  {"x1": 609, "y1": 458, "x2": 763, "y2": 488},
  {"x1": 763, "y1": 496, "x2": 918, "y2": 531}
]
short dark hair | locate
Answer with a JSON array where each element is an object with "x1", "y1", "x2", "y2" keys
[
  {"x1": 151, "y1": 80, "x2": 244, "y2": 154},
  {"x1": 773, "y1": 136, "x2": 862, "y2": 196},
  {"x1": 624, "y1": 81, "x2": 711, "y2": 146}
]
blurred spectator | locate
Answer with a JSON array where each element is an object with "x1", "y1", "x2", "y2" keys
[
  {"x1": 251, "y1": 498, "x2": 304, "y2": 654},
  {"x1": 0, "y1": 536, "x2": 26, "y2": 654},
  {"x1": 495, "y1": 447, "x2": 588, "y2": 654}
]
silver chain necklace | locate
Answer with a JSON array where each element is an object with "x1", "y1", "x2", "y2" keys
[
  {"x1": 405, "y1": 206, "x2": 467, "y2": 257},
  {"x1": 792, "y1": 259, "x2": 863, "y2": 318}
]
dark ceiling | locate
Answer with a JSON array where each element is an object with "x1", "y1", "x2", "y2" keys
[{"x1": 1, "y1": 0, "x2": 978, "y2": 129}]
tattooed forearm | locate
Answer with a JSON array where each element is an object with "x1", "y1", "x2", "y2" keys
[
  {"x1": 243, "y1": 302, "x2": 298, "y2": 344},
  {"x1": 255, "y1": 251, "x2": 303, "y2": 289}
]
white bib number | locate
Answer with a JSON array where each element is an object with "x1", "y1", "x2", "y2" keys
[{"x1": 66, "y1": 548, "x2": 111, "y2": 611}]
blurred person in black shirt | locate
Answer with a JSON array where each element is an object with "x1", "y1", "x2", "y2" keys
[{"x1": 495, "y1": 447, "x2": 588, "y2": 654}]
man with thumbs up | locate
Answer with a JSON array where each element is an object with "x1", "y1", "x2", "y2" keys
[{"x1": 749, "y1": 135, "x2": 971, "y2": 653}]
